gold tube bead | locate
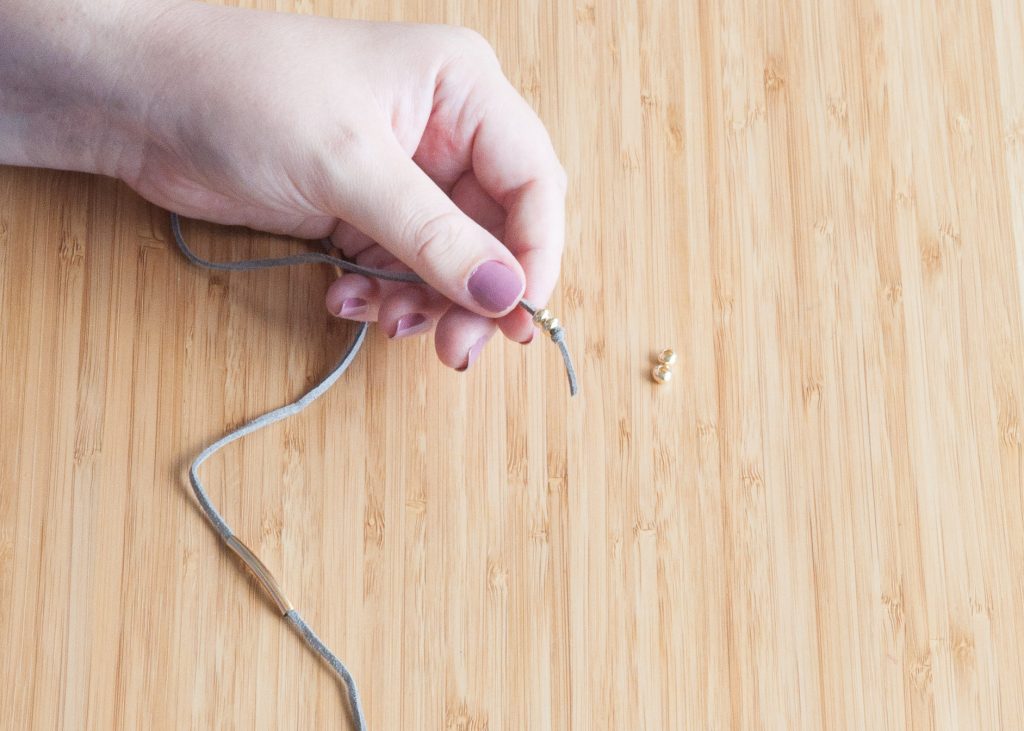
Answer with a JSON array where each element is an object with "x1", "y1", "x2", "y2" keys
[{"x1": 225, "y1": 535, "x2": 294, "y2": 615}]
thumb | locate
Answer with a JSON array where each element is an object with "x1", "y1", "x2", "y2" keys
[{"x1": 329, "y1": 141, "x2": 525, "y2": 317}]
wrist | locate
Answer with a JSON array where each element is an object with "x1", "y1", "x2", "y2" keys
[{"x1": 0, "y1": 0, "x2": 191, "y2": 178}]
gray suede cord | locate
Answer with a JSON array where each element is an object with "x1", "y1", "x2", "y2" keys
[
  {"x1": 171, "y1": 212, "x2": 577, "y2": 730},
  {"x1": 170, "y1": 213, "x2": 578, "y2": 396},
  {"x1": 285, "y1": 608, "x2": 366, "y2": 729},
  {"x1": 188, "y1": 316, "x2": 369, "y2": 730}
]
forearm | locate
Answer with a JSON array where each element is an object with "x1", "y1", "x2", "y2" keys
[{"x1": 0, "y1": 0, "x2": 176, "y2": 177}]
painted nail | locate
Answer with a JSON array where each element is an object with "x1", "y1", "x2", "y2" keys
[
  {"x1": 392, "y1": 313, "x2": 430, "y2": 339},
  {"x1": 467, "y1": 260, "x2": 523, "y2": 313},
  {"x1": 338, "y1": 297, "x2": 368, "y2": 318},
  {"x1": 457, "y1": 335, "x2": 489, "y2": 372},
  {"x1": 519, "y1": 329, "x2": 535, "y2": 345}
]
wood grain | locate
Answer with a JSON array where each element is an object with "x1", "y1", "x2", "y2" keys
[{"x1": 3, "y1": 0, "x2": 1024, "y2": 728}]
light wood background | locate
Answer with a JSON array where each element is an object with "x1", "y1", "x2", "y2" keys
[{"x1": 3, "y1": 0, "x2": 1024, "y2": 728}]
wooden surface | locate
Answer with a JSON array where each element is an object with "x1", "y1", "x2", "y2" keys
[{"x1": 3, "y1": 0, "x2": 1024, "y2": 728}]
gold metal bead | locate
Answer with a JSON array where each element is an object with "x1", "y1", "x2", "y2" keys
[
  {"x1": 658, "y1": 349, "x2": 678, "y2": 366},
  {"x1": 652, "y1": 364, "x2": 673, "y2": 384},
  {"x1": 533, "y1": 308, "x2": 554, "y2": 328},
  {"x1": 545, "y1": 317, "x2": 561, "y2": 333}
]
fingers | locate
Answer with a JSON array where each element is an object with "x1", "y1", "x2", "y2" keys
[
  {"x1": 325, "y1": 273, "x2": 378, "y2": 321},
  {"x1": 328, "y1": 171, "x2": 516, "y2": 368},
  {"x1": 434, "y1": 306, "x2": 497, "y2": 371},
  {"x1": 450, "y1": 171, "x2": 505, "y2": 238},
  {"x1": 467, "y1": 76, "x2": 567, "y2": 342},
  {"x1": 327, "y1": 268, "x2": 497, "y2": 372},
  {"x1": 493, "y1": 179, "x2": 565, "y2": 340},
  {"x1": 322, "y1": 138, "x2": 526, "y2": 319},
  {"x1": 330, "y1": 220, "x2": 378, "y2": 259},
  {"x1": 450, "y1": 172, "x2": 540, "y2": 345},
  {"x1": 377, "y1": 286, "x2": 448, "y2": 340}
]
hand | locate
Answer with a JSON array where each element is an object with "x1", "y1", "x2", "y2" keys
[{"x1": 6, "y1": 0, "x2": 566, "y2": 370}]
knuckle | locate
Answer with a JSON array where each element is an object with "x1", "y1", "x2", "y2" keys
[
  {"x1": 453, "y1": 26, "x2": 489, "y2": 50},
  {"x1": 306, "y1": 124, "x2": 369, "y2": 200},
  {"x1": 408, "y1": 210, "x2": 466, "y2": 271},
  {"x1": 554, "y1": 164, "x2": 569, "y2": 192},
  {"x1": 321, "y1": 123, "x2": 366, "y2": 163},
  {"x1": 450, "y1": 26, "x2": 499, "y2": 62}
]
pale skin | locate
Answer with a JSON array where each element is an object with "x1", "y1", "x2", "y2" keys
[{"x1": 0, "y1": 0, "x2": 566, "y2": 370}]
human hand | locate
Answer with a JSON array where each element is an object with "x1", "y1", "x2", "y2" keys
[{"x1": 109, "y1": 1, "x2": 566, "y2": 369}]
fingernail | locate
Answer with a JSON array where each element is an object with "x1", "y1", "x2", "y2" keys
[
  {"x1": 519, "y1": 330, "x2": 535, "y2": 345},
  {"x1": 467, "y1": 260, "x2": 523, "y2": 313},
  {"x1": 392, "y1": 313, "x2": 430, "y2": 339},
  {"x1": 338, "y1": 297, "x2": 367, "y2": 318},
  {"x1": 457, "y1": 335, "x2": 488, "y2": 372}
]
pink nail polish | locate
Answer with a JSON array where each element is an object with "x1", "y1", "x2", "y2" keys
[
  {"x1": 467, "y1": 260, "x2": 523, "y2": 313},
  {"x1": 392, "y1": 313, "x2": 430, "y2": 339},
  {"x1": 339, "y1": 297, "x2": 367, "y2": 318},
  {"x1": 457, "y1": 335, "x2": 488, "y2": 372}
]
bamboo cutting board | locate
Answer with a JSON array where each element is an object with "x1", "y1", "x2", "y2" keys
[{"x1": 2, "y1": 0, "x2": 1024, "y2": 728}]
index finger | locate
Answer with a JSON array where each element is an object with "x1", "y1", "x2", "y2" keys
[{"x1": 468, "y1": 76, "x2": 567, "y2": 341}]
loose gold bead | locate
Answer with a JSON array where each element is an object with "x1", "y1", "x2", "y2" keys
[
  {"x1": 545, "y1": 317, "x2": 561, "y2": 333},
  {"x1": 533, "y1": 308, "x2": 554, "y2": 328},
  {"x1": 658, "y1": 349, "x2": 678, "y2": 366},
  {"x1": 652, "y1": 364, "x2": 673, "y2": 384}
]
